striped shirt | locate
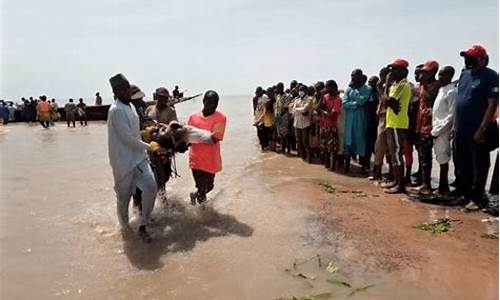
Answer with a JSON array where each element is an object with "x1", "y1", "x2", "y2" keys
[{"x1": 292, "y1": 96, "x2": 312, "y2": 129}]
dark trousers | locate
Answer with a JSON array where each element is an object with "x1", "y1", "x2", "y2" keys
[
  {"x1": 40, "y1": 121, "x2": 49, "y2": 128},
  {"x1": 192, "y1": 169, "x2": 215, "y2": 198},
  {"x1": 67, "y1": 114, "x2": 76, "y2": 127},
  {"x1": 80, "y1": 115, "x2": 88, "y2": 126},
  {"x1": 417, "y1": 134, "x2": 433, "y2": 187},
  {"x1": 295, "y1": 126, "x2": 311, "y2": 159},
  {"x1": 455, "y1": 134, "x2": 490, "y2": 205},
  {"x1": 257, "y1": 126, "x2": 271, "y2": 150},
  {"x1": 490, "y1": 154, "x2": 499, "y2": 195}
]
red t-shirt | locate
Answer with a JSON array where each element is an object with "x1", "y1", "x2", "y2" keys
[
  {"x1": 188, "y1": 111, "x2": 227, "y2": 174},
  {"x1": 320, "y1": 94, "x2": 342, "y2": 128}
]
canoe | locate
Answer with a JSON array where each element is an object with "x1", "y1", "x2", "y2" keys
[{"x1": 57, "y1": 104, "x2": 110, "y2": 121}]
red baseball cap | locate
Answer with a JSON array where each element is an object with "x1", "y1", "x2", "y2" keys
[
  {"x1": 421, "y1": 60, "x2": 439, "y2": 71},
  {"x1": 388, "y1": 58, "x2": 409, "y2": 69},
  {"x1": 460, "y1": 44, "x2": 487, "y2": 58}
]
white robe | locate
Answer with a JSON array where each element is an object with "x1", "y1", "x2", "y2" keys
[{"x1": 107, "y1": 100, "x2": 149, "y2": 183}]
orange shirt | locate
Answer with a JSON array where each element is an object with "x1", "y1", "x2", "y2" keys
[
  {"x1": 188, "y1": 111, "x2": 227, "y2": 174},
  {"x1": 38, "y1": 101, "x2": 51, "y2": 113}
]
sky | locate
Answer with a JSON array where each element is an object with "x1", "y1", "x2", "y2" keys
[{"x1": 1, "y1": 0, "x2": 498, "y2": 102}]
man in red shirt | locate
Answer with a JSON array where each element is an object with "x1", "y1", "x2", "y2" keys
[{"x1": 188, "y1": 90, "x2": 227, "y2": 205}]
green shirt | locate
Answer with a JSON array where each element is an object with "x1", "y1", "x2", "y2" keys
[{"x1": 386, "y1": 79, "x2": 411, "y2": 129}]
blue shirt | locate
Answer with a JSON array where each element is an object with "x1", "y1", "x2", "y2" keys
[{"x1": 455, "y1": 67, "x2": 499, "y2": 136}]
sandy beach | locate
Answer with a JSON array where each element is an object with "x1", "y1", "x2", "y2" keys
[{"x1": 0, "y1": 96, "x2": 498, "y2": 300}]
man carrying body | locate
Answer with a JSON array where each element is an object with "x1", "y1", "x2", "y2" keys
[
  {"x1": 188, "y1": 90, "x2": 227, "y2": 205},
  {"x1": 145, "y1": 87, "x2": 179, "y2": 198},
  {"x1": 107, "y1": 73, "x2": 162, "y2": 242},
  {"x1": 431, "y1": 66, "x2": 456, "y2": 196},
  {"x1": 146, "y1": 87, "x2": 178, "y2": 124},
  {"x1": 455, "y1": 45, "x2": 499, "y2": 210}
]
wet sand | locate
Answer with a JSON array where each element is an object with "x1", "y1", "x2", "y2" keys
[{"x1": 0, "y1": 97, "x2": 498, "y2": 299}]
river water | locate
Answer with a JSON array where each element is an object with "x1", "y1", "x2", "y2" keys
[{"x1": 0, "y1": 96, "x2": 471, "y2": 299}]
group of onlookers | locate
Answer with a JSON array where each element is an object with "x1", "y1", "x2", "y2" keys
[
  {"x1": 253, "y1": 44, "x2": 498, "y2": 213},
  {"x1": 0, "y1": 96, "x2": 93, "y2": 128}
]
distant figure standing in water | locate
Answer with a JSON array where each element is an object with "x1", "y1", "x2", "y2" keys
[
  {"x1": 77, "y1": 98, "x2": 88, "y2": 126},
  {"x1": 65, "y1": 98, "x2": 77, "y2": 127},
  {"x1": 188, "y1": 90, "x2": 226, "y2": 205},
  {"x1": 95, "y1": 92, "x2": 103, "y2": 106},
  {"x1": 50, "y1": 99, "x2": 59, "y2": 125},
  {"x1": 37, "y1": 96, "x2": 51, "y2": 128},
  {"x1": 107, "y1": 73, "x2": 162, "y2": 243}
]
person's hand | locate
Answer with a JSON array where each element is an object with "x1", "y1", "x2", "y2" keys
[
  {"x1": 147, "y1": 141, "x2": 162, "y2": 153},
  {"x1": 142, "y1": 126, "x2": 156, "y2": 142},
  {"x1": 473, "y1": 126, "x2": 486, "y2": 144},
  {"x1": 387, "y1": 98, "x2": 400, "y2": 114}
]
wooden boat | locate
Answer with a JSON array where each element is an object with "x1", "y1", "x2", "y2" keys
[
  {"x1": 57, "y1": 104, "x2": 111, "y2": 121},
  {"x1": 56, "y1": 94, "x2": 202, "y2": 121}
]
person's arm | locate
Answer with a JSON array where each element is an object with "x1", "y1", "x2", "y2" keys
[
  {"x1": 342, "y1": 88, "x2": 358, "y2": 110},
  {"x1": 350, "y1": 86, "x2": 371, "y2": 106},
  {"x1": 474, "y1": 72, "x2": 499, "y2": 143},
  {"x1": 110, "y1": 109, "x2": 149, "y2": 151},
  {"x1": 295, "y1": 98, "x2": 311, "y2": 113},
  {"x1": 212, "y1": 116, "x2": 227, "y2": 142},
  {"x1": 442, "y1": 88, "x2": 457, "y2": 133},
  {"x1": 185, "y1": 126, "x2": 216, "y2": 144}
]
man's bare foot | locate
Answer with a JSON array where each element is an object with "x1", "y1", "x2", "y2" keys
[{"x1": 138, "y1": 225, "x2": 152, "y2": 243}]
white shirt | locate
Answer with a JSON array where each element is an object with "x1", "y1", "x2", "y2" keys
[
  {"x1": 107, "y1": 100, "x2": 149, "y2": 183},
  {"x1": 431, "y1": 83, "x2": 457, "y2": 137}
]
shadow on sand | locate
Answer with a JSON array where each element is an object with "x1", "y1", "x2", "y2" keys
[{"x1": 122, "y1": 196, "x2": 253, "y2": 270}]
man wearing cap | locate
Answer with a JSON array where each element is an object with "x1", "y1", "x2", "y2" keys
[
  {"x1": 431, "y1": 66, "x2": 456, "y2": 196},
  {"x1": 146, "y1": 87, "x2": 178, "y2": 125},
  {"x1": 384, "y1": 58, "x2": 412, "y2": 194},
  {"x1": 412, "y1": 60, "x2": 441, "y2": 196},
  {"x1": 129, "y1": 85, "x2": 147, "y2": 130},
  {"x1": 455, "y1": 45, "x2": 499, "y2": 210},
  {"x1": 107, "y1": 73, "x2": 163, "y2": 242}
]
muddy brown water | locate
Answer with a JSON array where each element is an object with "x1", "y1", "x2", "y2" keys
[{"x1": 0, "y1": 97, "x2": 492, "y2": 299}]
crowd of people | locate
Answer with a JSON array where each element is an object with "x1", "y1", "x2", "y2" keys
[
  {"x1": 253, "y1": 44, "x2": 498, "y2": 214},
  {"x1": 0, "y1": 96, "x2": 96, "y2": 128}
]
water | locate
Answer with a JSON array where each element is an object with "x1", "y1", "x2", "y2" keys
[{"x1": 0, "y1": 96, "x2": 494, "y2": 299}]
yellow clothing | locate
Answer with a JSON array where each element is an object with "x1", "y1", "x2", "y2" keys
[
  {"x1": 263, "y1": 112, "x2": 274, "y2": 127},
  {"x1": 386, "y1": 79, "x2": 411, "y2": 129}
]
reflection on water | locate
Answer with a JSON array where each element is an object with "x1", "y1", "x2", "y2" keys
[{"x1": 123, "y1": 198, "x2": 253, "y2": 271}]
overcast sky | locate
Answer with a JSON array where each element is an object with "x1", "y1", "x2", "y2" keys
[{"x1": 1, "y1": 0, "x2": 498, "y2": 102}]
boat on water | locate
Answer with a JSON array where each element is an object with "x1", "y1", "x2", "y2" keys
[
  {"x1": 57, "y1": 104, "x2": 111, "y2": 121},
  {"x1": 7, "y1": 94, "x2": 202, "y2": 123},
  {"x1": 52, "y1": 94, "x2": 203, "y2": 122}
]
